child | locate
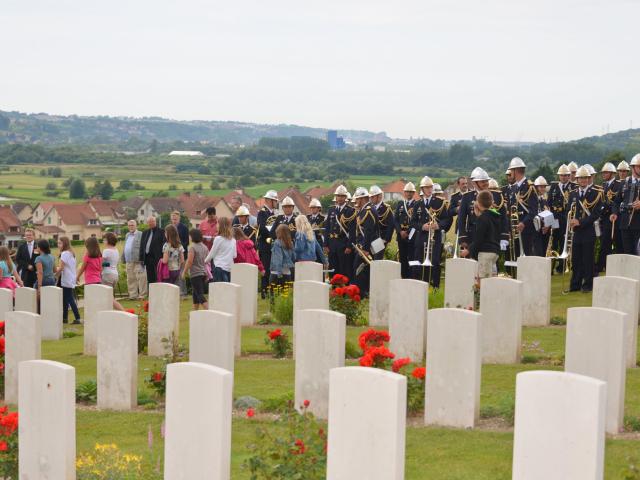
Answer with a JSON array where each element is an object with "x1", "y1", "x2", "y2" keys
[
  {"x1": 233, "y1": 227, "x2": 264, "y2": 274},
  {"x1": 101, "y1": 232, "x2": 124, "y2": 311},
  {"x1": 293, "y1": 215, "x2": 326, "y2": 264},
  {"x1": 205, "y1": 217, "x2": 236, "y2": 282},
  {"x1": 269, "y1": 224, "x2": 296, "y2": 287},
  {"x1": 460, "y1": 190, "x2": 500, "y2": 279},
  {"x1": 162, "y1": 224, "x2": 185, "y2": 285},
  {"x1": 56, "y1": 236, "x2": 81, "y2": 324},
  {"x1": 182, "y1": 229, "x2": 209, "y2": 310},
  {"x1": 34, "y1": 239, "x2": 56, "y2": 290},
  {"x1": 0, "y1": 246, "x2": 23, "y2": 294},
  {"x1": 77, "y1": 237, "x2": 102, "y2": 285}
]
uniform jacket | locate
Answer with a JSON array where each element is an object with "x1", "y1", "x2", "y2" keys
[
  {"x1": 506, "y1": 178, "x2": 538, "y2": 233},
  {"x1": 352, "y1": 202, "x2": 380, "y2": 253},
  {"x1": 374, "y1": 202, "x2": 395, "y2": 244},
  {"x1": 394, "y1": 199, "x2": 416, "y2": 240},
  {"x1": 601, "y1": 179, "x2": 621, "y2": 226},
  {"x1": 612, "y1": 177, "x2": 640, "y2": 231},
  {"x1": 271, "y1": 214, "x2": 298, "y2": 243},
  {"x1": 257, "y1": 206, "x2": 276, "y2": 253},
  {"x1": 457, "y1": 190, "x2": 508, "y2": 244},
  {"x1": 326, "y1": 204, "x2": 356, "y2": 252},
  {"x1": 568, "y1": 186, "x2": 604, "y2": 242},
  {"x1": 307, "y1": 213, "x2": 326, "y2": 247}
]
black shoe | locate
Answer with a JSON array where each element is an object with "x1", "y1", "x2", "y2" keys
[
  {"x1": 72, "y1": 319, "x2": 82, "y2": 325},
  {"x1": 568, "y1": 288, "x2": 580, "y2": 292},
  {"x1": 581, "y1": 288, "x2": 592, "y2": 293}
]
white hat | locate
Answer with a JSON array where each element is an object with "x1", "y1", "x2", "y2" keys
[
  {"x1": 346, "y1": 192, "x2": 352, "y2": 201},
  {"x1": 488, "y1": 178, "x2": 499, "y2": 189},
  {"x1": 567, "y1": 161, "x2": 578, "y2": 172},
  {"x1": 309, "y1": 198, "x2": 322, "y2": 208},
  {"x1": 433, "y1": 183, "x2": 443, "y2": 194},
  {"x1": 575, "y1": 166, "x2": 590, "y2": 178},
  {"x1": 583, "y1": 164, "x2": 596, "y2": 175},
  {"x1": 281, "y1": 196, "x2": 295, "y2": 207},
  {"x1": 505, "y1": 169, "x2": 511, "y2": 175},
  {"x1": 263, "y1": 190, "x2": 278, "y2": 201},
  {"x1": 631, "y1": 154, "x2": 640, "y2": 167},
  {"x1": 236, "y1": 205, "x2": 250, "y2": 216},
  {"x1": 557, "y1": 164, "x2": 570, "y2": 175},
  {"x1": 353, "y1": 187, "x2": 369, "y2": 199},
  {"x1": 534, "y1": 176, "x2": 548, "y2": 186},
  {"x1": 507, "y1": 157, "x2": 526, "y2": 170},
  {"x1": 601, "y1": 162, "x2": 616, "y2": 173},
  {"x1": 470, "y1": 167, "x2": 490, "y2": 181},
  {"x1": 334, "y1": 185, "x2": 348, "y2": 196},
  {"x1": 419, "y1": 176, "x2": 434, "y2": 188},
  {"x1": 403, "y1": 182, "x2": 416, "y2": 192},
  {"x1": 369, "y1": 185, "x2": 383, "y2": 196},
  {"x1": 617, "y1": 160, "x2": 630, "y2": 171}
]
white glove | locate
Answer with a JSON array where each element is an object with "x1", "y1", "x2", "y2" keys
[{"x1": 500, "y1": 240, "x2": 509, "y2": 251}]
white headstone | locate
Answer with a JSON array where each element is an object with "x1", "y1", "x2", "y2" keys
[
  {"x1": 18, "y1": 360, "x2": 75, "y2": 479},
  {"x1": 369, "y1": 260, "x2": 401, "y2": 326},
  {"x1": 517, "y1": 256, "x2": 552, "y2": 327},
  {"x1": 83, "y1": 284, "x2": 113, "y2": 356},
  {"x1": 565, "y1": 307, "x2": 626, "y2": 434},
  {"x1": 189, "y1": 310, "x2": 235, "y2": 372},
  {"x1": 326, "y1": 367, "x2": 406, "y2": 480},
  {"x1": 444, "y1": 258, "x2": 477, "y2": 309},
  {"x1": 15, "y1": 286, "x2": 37, "y2": 313},
  {"x1": 606, "y1": 253, "x2": 640, "y2": 285},
  {"x1": 231, "y1": 263, "x2": 258, "y2": 326},
  {"x1": 210, "y1": 282, "x2": 242, "y2": 356},
  {"x1": 164, "y1": 362, "x2": 233, "y2": 480},
  {"x1": 389, "y1": 279, "x2": 428, "y2": 361},
  {"x1": 295, "y1": 309, "x2": 345, "y2": 419},
  {"x1": 293, "y1": 280, "x2": 330, "y2": 357},
  {"x1": 425, "y1": 308, "x2": 482, "y2": 428},
  {"x1": 148, "y1": 282, "x2": 180, "y2": 356},
  {"x1": 480, "y1": 277, "x2": 523, "y2": 364},
  {"x1": 5, "y1": 311, "x2": 41, "y2": 404},
  {"x1": 592, "y1": 275, "x2": 639, "y2": 368},
  {"x1": 295, "y1": 261, "x2": 324, "y2": 282},
  {"x1": 512, "y1": 371, "x2": 606, "y2": 480},
  {"x1": 97, "y1": 311, "x2": 138, "y2": 410},
  {"x1": 0, "y1": 287, "x2": 13, "y2": 321},
  {"x1": 41, "y1": 285, "x2": 63, "y2": 340}
]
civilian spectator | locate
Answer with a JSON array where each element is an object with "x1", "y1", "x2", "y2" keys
[
  {"x1": 294, "y1": 215, "x2": 327, "y2": 264},
  {"x1": 182, "y1": 229, "x2": 209, "y2": 310},
  {"x1": 205, "y1": 217, "x2": 236, "y2": 282},
  {"x1": 55, "y1": 236, "x2": 81, "y2": 324},
  {"x1": 15, "y1": 228, "x2": 38, "y2": 288},
  {"x1": 0, "y1": 245, "x2": 23, "y2": 294},
  {"x1": 122, "y1": 219, "x2": 147, "y2": 299},
  {"x1": 199, "y1": 206, "x2": 218, "y2": 250},
  {"x1": 269, "y1": 224, "x2": 296, "y2": 287},
  {"x1": 35, "y1": 239, "x2": 56, "y2": 290},
  {"x1": 162, "y1": 224, "x2": 185, "y2": 285},
  {"x1": 101, "y1": 232, "x2": 124, "y2": 311},
  {"x1": 170, "y1": 210, "x2": 189, "y2": 296},
  {"x1": 233, "y1": 227, "x2": 264, "y2": 273},
  {"x1": 78, "y1": 237, "x2": 102, "y2": 285},
  {"x1": 140, "y1": 216, "x2": 165, "y2": 285}
]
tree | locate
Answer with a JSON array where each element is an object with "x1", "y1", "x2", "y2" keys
[
  {"x1": 69, "y1": 179, "x2": 87, "y2": 199},
  {"x1": 119, "y1": 179, "x2": 133, "y2": 190},
  {"x1": 149, "y1": 139, "x2": 159, "y2": 154},
  {"x1": 531, "y1": 163, "x2": 554, "y2": 183},
  {"x1": 100, "y1": 180, "x2": 114, "y2": 200},
  {"x1": 45, "y1": 182, "x2": 57, "y2": 190},
  {"x1": 51, "y1": 167, "x2": 62, "y2": 178},
  {"x1": 209, "y1": 180, "x2": 220, "y2": 190}
]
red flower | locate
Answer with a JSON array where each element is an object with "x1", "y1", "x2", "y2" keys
[
  {"x1": 303, "y1": 399, "x2": 310, "y2": 408},
  {"x1": 246, "y1": 408, "x2": 255, "y2": 418},
  {"x1": 335, "y1": 287, "x2": 345, "y2": 296},
  {"x1": 358, "y1": 328, "x2": 390, "y2": 351},
  {"x1": 0, "y1": 336, "x2": 5, "y2": 355},
  {"x1": 348, "y1": 284, "x2": 360, "y2": 295},
  {"x1": 330, "y1": 274, "x2": 348, "y2": 285},
  {"x1": 0, "y1": 441, "x2": 6, "y2": 452},
  {"x1": 0, "y1": 320, "x2": 4, "y2": 336},
  {"x1": 359, "y1": 353, "x2": 374, "y2": 367},
  {"x1": 392, "y1": 357, "x2": 411, "y2": 373},
  {"x1": 292, "y1": 438, "x2": 306, "y2": 455},
  {"x1": 152, "y1": 372, "x2": 163, "y2": 383},
  {"x1": 412, "y1": 367, "x2": 426, "y2": 380},
  {"x1": 143, "y1": 301, "x2": 149, "y2": 312},
  {"x1": 125, "y1": 308, "x2": 135, "y2": 314},
  {"x1": 268, "y1": 329, "x2": 282, "y2": 340},
  {"x1": 353, "y1": 295, "x2": 361, "y2": 303}
]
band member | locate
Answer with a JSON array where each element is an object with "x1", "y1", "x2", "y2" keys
[
  {"x1": 505, "y1": 157, "x2": 537, "y2": 256},
  {"x1": 488, "y1": 178, "x2": 500, "y2": 190},
  {"x1": 272, "y1": 196, "x2": 298, "y2": 242},
  {"x1": 533, "y1": 176, "x2": 551, "y2": 256},
  {"x1": 325, "y1": 185, "x2": 356, "y2": 280},
  {"x1": 433, "y1": 183, "x2": 446, "y2": 200},
  {"x1": 548, "y1": 164, "x2": 575, "y2": 273},
  {"x1": 307, "y1": 198, "x2": 326, "y2": 248},
  {"x1": 257, "y1": 190, "x2": 279, "y2": 298},
  {"x1": 596, "y1": 162, "x2": 621, "y2": 273},
  {"x1": 351, "y1": 187, "x2": 379, "y2": 297},
  {"x1": 394, "y1": 182, "x2": 416, "y2": 279},
  {"x1": 617, "y1": 160, "x2": 630, "y2": 181},
  {"x1": 448, "y1": 176, "x2": 468, "y2": 218},
  {"x1": 233, "y1": 205, "x2": 257, "y2": 246},
  {"x1": 411, "y1": 176, "x2": 450, "y2": 289},
  {"x1": 568, "y1": 166, "x2": 603, "y2": 292},
  {"x1": 611, "y1": 154, "x2": 640, "y2": 255},
  {"x1": 568, "y1": 161, "x2": 578, "y2": 183},
  {"x1": 458, "y1": 167, "x2": 509, "y2": 254},
  {"x1": 502, "y1": 168, "x2": 515, "y2": 198},
  {"x1": 369, "y1": 185, "x2": 394, "y2": 256},
  {"x1": 583, "y1": 164, "x2": 597, "y2": 186}
]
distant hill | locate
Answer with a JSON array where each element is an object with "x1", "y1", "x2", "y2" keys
[
  {"x1": 570, "y1": 128, "x2": 640, "y2": 151},
  {"x1": 0, "y1": 110, "x2": 390, "y2": 147}
]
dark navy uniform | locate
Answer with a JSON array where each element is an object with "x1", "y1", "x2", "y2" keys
[
  {"x1": 233, "y1": 221, "x2": 257, "y2": 247},
  {"x1": 271, "y1": 213, "x2": 297, "y2": 242},
  {"x1": 596, "y1": 178, "x2": 621, "y2": 272},
  {"x1": 326, "y1": 203, "x2": 356, "y2": 280},
  {"x1": 547, "y1": 181, "x2": 576, "y2": 272},
  {"x1": 394, "y1": 198, "x2": 416, "y2": 279},
  {"x1": 373, "y1": 201, "x2": 395, "y2": 257},
  {"x1": 351, "y1": 203, "x2": 380, "y2": 297},
  {"x1": 568, "y1": 186, "x2": 603, "y2": 292},
  {"x1": 448, "y1": 191, "x2": 463, "y2": 217},
  {"x1": 532, "y1": 193, "x2": 551, "y2": 257},
  {"x1": 612, "y1": 177, "x2": 640, "y2": 255},
  {"x1": 506, "y1": 178, "x2": 538, "y2": 257},
  {"x1": 457, "y1": 190, "x2": 509, "y2": 248},
  {"x1": 257, "y1": 206, "x2": 277, "y2": 296},
  {"x1": 411, "y1": 195, "x2": 450, "y2": 288},
  {"x1": 307, "y1": 213, "x2": 326, "y2": 248}
]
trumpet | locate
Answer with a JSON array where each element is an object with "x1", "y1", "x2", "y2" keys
[{"x1": 505, "y1": 205, "x2": 523, "y2": 267}]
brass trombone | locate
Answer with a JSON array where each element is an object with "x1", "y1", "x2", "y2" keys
[{"x1": 504, "y1": 204, "x2": 523, "y2": 267}]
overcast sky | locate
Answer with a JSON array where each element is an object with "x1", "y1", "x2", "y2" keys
[{"x1": 1, "y1": 0, "x2": 638, "y2": 141}]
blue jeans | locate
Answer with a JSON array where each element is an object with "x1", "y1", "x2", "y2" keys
[
  {"x1": 62, "y1": 287, "x2": 81, "y2": 322},
  {"x1": 213, "y1": 267, "x2": 230, "y2": 283}
]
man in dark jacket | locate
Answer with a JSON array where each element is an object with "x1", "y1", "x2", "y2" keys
[
  {"x1": 460, "y1": 190, "x2": 500, "y2": 279},
  {"x1": 15, "y1": 227, "x2": 38, "y2": 288},
  {"x1": 139, "y1": 216, "x2": 166, "y2": 285}
]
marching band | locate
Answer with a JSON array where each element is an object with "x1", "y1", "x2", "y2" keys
[{"x1": 239, "y1": 153, "x2": 640, "y2": 298}]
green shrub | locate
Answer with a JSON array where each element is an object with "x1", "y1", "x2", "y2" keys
[
  {"x1": 345, "y1": 340, "x2": 360, "y2": 359},
  {"x1": 624, "y1": 415, "x2": 640, "y2": 432},
  {"x1": 550, "y1": 316, "x2": 566, "y2": 326},
  {"x1": 76, "y1": 379, "x2": 98, "y2": 403},
  {"x1": 262, "y1": 392, "x2": 294, "y2": 412},
  {"x1": 480, "y1": 393, "x2": 515, "y2": 425},
  {"x1": 521, "y1": 354, "x2": 540, "y2": 364}
]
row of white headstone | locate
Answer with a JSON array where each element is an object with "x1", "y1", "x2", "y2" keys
[{"x1": 15, "y1": 357, "x2": 610, "y2": 480}]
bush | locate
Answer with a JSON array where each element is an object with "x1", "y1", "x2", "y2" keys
[
  {"x1": 624, "y1": 415, "x2": 640, "y2": 432},
  {"x1": 76, "y1": 379, "x2": 98, "y2": 403},
  {"x1": 328, "y1": 274, "x2": 363, "y2": 325}
]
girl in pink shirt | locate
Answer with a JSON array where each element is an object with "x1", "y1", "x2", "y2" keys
[{"x1": 77, "y1": 237, "x2": 102, "y2": 285}]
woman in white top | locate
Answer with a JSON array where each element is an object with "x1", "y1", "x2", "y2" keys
[
  {"x1": 102, "y1": 232, "x2": 124, "y2": 311},
  {"x1": 205, "y1": 217, "x2": 236, "y2": 282},
  {"x1": 56, "y1": 236, "x2": 81, "y2": 324}
]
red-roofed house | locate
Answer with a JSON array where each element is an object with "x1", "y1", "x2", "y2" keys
[
  {"x1": 32, "y1": 202, "x2": 63, "y2": 225},
  {"x1": 10, "y1": 202, "x2": 33, "y2": 223},
  {"x1": 0, "y1": 206, "x2": 23, "y2": 248},
  {"x1": 382, "y1": 179, "x2": 419, "y2": 202},
  {"x1": 177, "y1": 193, "x2": 219, "y2": 229},
  {"x1": 88, "y1": 199, "x2": 126, "y2": 228},
  {"x1": 35, "y1": 203, "x2": 102, "y2": 241}
]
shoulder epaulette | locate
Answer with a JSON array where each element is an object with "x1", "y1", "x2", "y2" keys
[{"x1": 462, "y1": 190, "x2": 475, "y2": 197}]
